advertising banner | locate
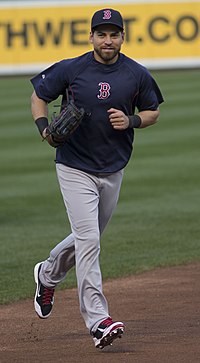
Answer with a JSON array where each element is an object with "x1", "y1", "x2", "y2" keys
[{"x1": 0, "y1": 0, "x2": 200, "y2": 74}]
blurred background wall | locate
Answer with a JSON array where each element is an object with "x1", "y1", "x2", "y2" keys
[{"x1": 0, "y1": 0, "x2": 200, "y2": 74}]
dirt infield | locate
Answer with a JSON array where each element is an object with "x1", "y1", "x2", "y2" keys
[{"x1": 1, "y1": 263, "x2": 200, "y2": 363}]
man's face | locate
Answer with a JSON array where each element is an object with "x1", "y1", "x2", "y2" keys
[{"x1": 90, "y1": 24, "x2": 124, "y2": 64}]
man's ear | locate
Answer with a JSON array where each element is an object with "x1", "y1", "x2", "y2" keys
[{"x1": 89, "y1": 32, "x2": 94, "y2": 44}]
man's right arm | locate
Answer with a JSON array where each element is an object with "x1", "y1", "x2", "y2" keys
[
  {"x1": 31, "y1": 91, "x2": 49, "y2": 138},
  {"x1": 31, "y1": 91, "x2": 48, "y2": 120}
]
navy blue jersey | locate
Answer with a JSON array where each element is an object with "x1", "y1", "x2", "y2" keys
[{"x1": 31, "y1": 52, "x2": 164, "y2": 174}]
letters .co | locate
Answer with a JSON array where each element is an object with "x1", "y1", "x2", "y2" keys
[{"x1": 0, "y1": 15, "x2": 199, "y2": 47}]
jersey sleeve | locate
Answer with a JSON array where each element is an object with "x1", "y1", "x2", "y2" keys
[
  {"x1": 30, "y1": 60, "x2": 70, "y2": 102},
  {"x1": 136, "y1": 68, "x2": 164, "y2": 112}
]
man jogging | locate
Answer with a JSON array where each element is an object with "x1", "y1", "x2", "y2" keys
[{"x1": 30, "y1": 8, "x2": 164, "y2": 349}]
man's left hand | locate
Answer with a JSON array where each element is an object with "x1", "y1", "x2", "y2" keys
[{"x1": 108, "y1": 108, "x2": 129, "y2": 130}]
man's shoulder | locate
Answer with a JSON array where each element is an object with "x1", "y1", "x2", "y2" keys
[
  {"x1": 59, "y1": 52, "x2": 93, "y2": 68},
  {"x1": 121, "y1": 53, "x2": 151, "y2": 82},
  {"x1": 53, "y1": 52, "x2": 93, "y2": 82},
  {"x1": 121, "y1": 53, "x2": 146, "y2": 72}
]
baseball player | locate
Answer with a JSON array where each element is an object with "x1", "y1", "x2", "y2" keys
[{"x1": 30, "y1": 8, "x2": 164, "y2": 349}]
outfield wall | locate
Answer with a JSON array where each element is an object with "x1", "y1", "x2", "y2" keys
[{"x1": 0, "y1": 0, "x2": 200, "y2": 74}]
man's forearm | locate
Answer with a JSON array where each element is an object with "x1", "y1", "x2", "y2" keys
[
  {"x1": 31, "y1": 91, "x2": 49, "y2": 136},
  {"x1": 137, "y1": 109, "x2": 160, "y2": 128},
  {"x1": 31, "y1": 91, "x2": 48, "y2": 120}
]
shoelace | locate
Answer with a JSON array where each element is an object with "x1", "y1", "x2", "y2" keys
[{"x1": 42, "y1": 288, "x2": 54, "y2": 305}]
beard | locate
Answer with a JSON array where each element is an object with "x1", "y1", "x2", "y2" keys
[{"x1": 94, "y1": 46, "x2": 120, "y2": 63}]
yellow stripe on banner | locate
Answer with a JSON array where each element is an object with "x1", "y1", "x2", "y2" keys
[{"x1": 0, "y1": 2, "x2": 200, "y2": 66}]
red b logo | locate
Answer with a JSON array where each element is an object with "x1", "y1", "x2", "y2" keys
[
  {"x1": 103, "y1": 10, "x2": 112, "y2": 20},
  {"x1": 97, "y1": 82, "x2": 111, "y2": 100}
]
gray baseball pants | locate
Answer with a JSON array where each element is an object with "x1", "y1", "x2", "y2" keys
[{"x1": 39, "y1": 164, "x2": 123, "y2": 333}]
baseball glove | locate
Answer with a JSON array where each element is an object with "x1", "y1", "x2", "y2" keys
[{"x1": 45, "y1": 100, "x2": 85, "y2": 148}]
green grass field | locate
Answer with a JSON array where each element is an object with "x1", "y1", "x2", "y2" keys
[{"x1": 0, "y1": 69, "x2": 199, "y2": 304}]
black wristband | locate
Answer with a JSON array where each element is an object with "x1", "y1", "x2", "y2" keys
[
  {"x1": 35, "y1": 117, "x2": 48, "y2": 136},
  {"x1": 128, "y1": 115, "x2": 142, "y2": 128}
]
